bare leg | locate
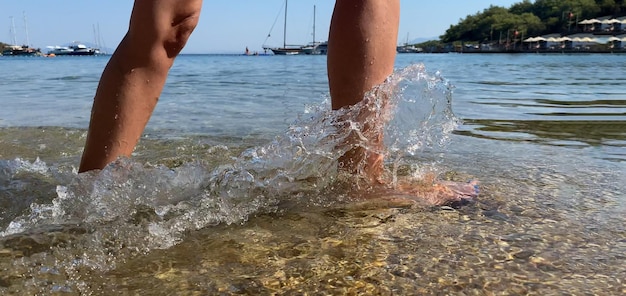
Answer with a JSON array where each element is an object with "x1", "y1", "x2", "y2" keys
[
  {"x1": 79, "y1": 0, "x2": 202, "y2": 172},
  {"x1": 327, "y1": 0, "x2": 399, "y2": 181},
  {"x1": 328, "y1": 1, "x2": 478, "y2": 205}
]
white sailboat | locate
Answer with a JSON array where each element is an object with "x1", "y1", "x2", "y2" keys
[
  {"x1": 263, "y1": 0, "x2": 304, "y2": 55},
  {"x1": 396, "y1": 33, "x2": 423, "y2": 53},
  {"x1": 301, "y1": 5, "x2": 327, "y2": 55},
  {"x1": 2, "y1": 13, "x2": 41, "y2": 56}
]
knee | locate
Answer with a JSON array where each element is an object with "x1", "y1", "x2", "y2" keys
[
  {"x1": 127, "y1": 1, "x2": 201, "y2": 60},
  {"x1": 163, "y1": 13, "x2": 200, "y2": 58}
]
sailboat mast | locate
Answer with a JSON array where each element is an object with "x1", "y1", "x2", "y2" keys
[
  {"x1": 313, "y1": 5, "x2": 316, "y2": 44},
  {"x1": 10, "y1": 16, "x2": 17, "y2": 45},
  {"x1": 93, "y1": 24, "x2": 98, "y2": 48},
  {"x1": 97, "y1": 23, "x2": 107, "y2": 53},
  {"x1": 283, "y1": 0, "x2": 288, "y2": 48},
  {"x1": 23, "y1": 11, "x2": 30, "y2": 46}
]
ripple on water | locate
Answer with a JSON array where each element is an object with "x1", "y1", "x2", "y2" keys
[{"x1": 1, "y1": 63, "x2": 624, "y2": 294}]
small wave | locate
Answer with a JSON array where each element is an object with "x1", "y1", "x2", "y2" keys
[{"x1": 50, "y1": 76, "x2": 82, "y2": 81}]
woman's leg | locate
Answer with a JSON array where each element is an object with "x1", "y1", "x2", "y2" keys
[
  {"x1": 79, "y1": 0, "x2": 202, "y2": 172},
  {"x1": 327, "y1": 1, "x2": 478, "y2": 205},
  {"x1": 327, "y1": 0, "x2": 400, "y2": 181}
]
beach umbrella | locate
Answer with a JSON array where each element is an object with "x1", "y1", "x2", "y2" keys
[
  {"x1": 579, "y1": 19, "x2": 600, "y2": 24},
  {"x1": 558, "y1": 37, "x2": 572, "y2": 42},
  {"x1": 608, "y1": 36, "x2": 621, "y2": 42},
  {"x1": 523, "y1": 37, "x2": 537, "y2": 42},
  {"x1": 546, "y1": 37, "x2": 560, "y2": 42},
  {"x1": 601, "y1": 19, "x2": 620, "y2": 24}
]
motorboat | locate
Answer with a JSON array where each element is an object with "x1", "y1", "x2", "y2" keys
[
  {"x1": 47, "y1": 43, "x2": 100, "y2": 56},
  {"x1": 301, "y1": 41, "x2": 327, "y2": 55}
]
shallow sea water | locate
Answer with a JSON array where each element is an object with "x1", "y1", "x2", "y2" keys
[{"x1": 0, "y1": 54, "x2": 624, "y2": 295}]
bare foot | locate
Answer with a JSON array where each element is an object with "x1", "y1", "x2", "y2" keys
[
  {"x1": 332, "y1": 80, "x2": 478, "y2": 207},
  {"x1": 335, "y1": 86, "x2": 394, "y2": 184},
  {"x1": 351, "y1": 173, "x2": 479, "y2": 208},
  {"x1": 395, "y1": 178, "x2": 479, "y2": 206}
]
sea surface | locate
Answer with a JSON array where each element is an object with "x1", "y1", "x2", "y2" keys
[{"x1": 0, "y1": 53, "x2": 624, "y2": 295}]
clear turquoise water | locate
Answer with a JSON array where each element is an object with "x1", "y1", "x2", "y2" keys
[{"x1": 0, "y1": 53, "x2": 624, "y2": 295}]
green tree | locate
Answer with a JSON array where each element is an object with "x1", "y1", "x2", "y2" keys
[
  {"x1": 596, "y1": 0, "x2": 626, "y2": 14},
  {"x1": 439, "y1": 0, "x2": 617, "y2": 45},
  {"x1": 440, "y1": 5, "x2": 544, "y2": 43},
  {"x1": 509, "y1": 0, "x2": 535, "y2": 14}
]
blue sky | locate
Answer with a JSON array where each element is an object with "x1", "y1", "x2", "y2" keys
[{"x1": 3, "y1": 0, "x2": 519, "y2": 53}]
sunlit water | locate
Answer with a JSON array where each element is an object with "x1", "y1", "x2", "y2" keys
[{"x1": 0, "y1": 53, "x2": 624, "y2": 295}]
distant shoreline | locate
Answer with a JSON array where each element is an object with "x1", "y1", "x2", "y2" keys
[
  {"x1": 186, "y1": 51, "x2": 626, "y2": 55},
  {"x1": 3, "y1": 51, "x2": 626, "y2": 58},
  {"x1": 430, "y1": 49, "x2": 626, "y2": 54}
]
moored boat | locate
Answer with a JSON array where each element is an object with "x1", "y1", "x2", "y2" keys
[
  {"x1": 1, "y1": 45, "x2": 41, "y2": 56},
  {"x1": 46, "y1": 43, "x2": 100, "y2": 56},
  {"x1": 396, "y1": 44, "x2": 423, "y2": 53},
  {"x1": 269, "y1": 47, "x2": 303, "y2": 55},
  {"x1": 262, "y1": 0, "x2": 306, "y2": 55},
  {"x1": 396, "y1": 33, "x2": 423, "y2": 54},
  {"x1": 301, "y1": 41, "x2": 328, "y2": 55},
  {"x1": 300, "y1": 6, "x2": 327, "y2": 55},
  {"x1": 2, "y1": 15, "x2": 41, "y2": 56}
]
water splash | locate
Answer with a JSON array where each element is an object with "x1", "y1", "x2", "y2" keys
[
  {"x1": 0, "y1": 64, "x2": 460, "y2": 277},
  {"x1": 385, "y1": 65, "x2": 459, "y2": 156}
]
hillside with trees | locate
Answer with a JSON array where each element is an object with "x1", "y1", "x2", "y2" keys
[{"x1": 440, "y1": 0, "x2": 625, "y2": 43}]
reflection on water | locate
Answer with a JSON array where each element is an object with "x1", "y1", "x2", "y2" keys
[
  {"x1": 534, "y1": 99, "x2": 626, "y2": 107},
  {"x1": 447, "y1": 54, "x2": 626, "y2": 167},
  {"x1": 459, "y1": 119, "x2": 626, "y2": 146},
  {"x1": 456, "y1": 72, "x2": 626, "y2": 163}
]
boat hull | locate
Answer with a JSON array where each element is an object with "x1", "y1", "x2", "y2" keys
[
  {"x1": 302, "y1": 42, "x2": 327, "y2": 55},
  {"x1": 270, "y1": 48, "x2": 302, "y2": 55},
  {"x1": 1, "y1": 50, "x2": 39, "y2": 56},
  {"x1": 396, "y1": 45, "x2": 423, "y2": 53},
  {"x1": 47, "y1": 44, "x2": 101, "y2": 56},
  {"x1": 2, "y1": 46, "x2": 41, "y2": 56},
  {"x1": 54, "y1": 51, "x2": 98, "y2": 56}
]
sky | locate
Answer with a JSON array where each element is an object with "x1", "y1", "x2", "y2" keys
[{"x1": 2, "y1": 0, "x2": 520, "y2": 54}]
